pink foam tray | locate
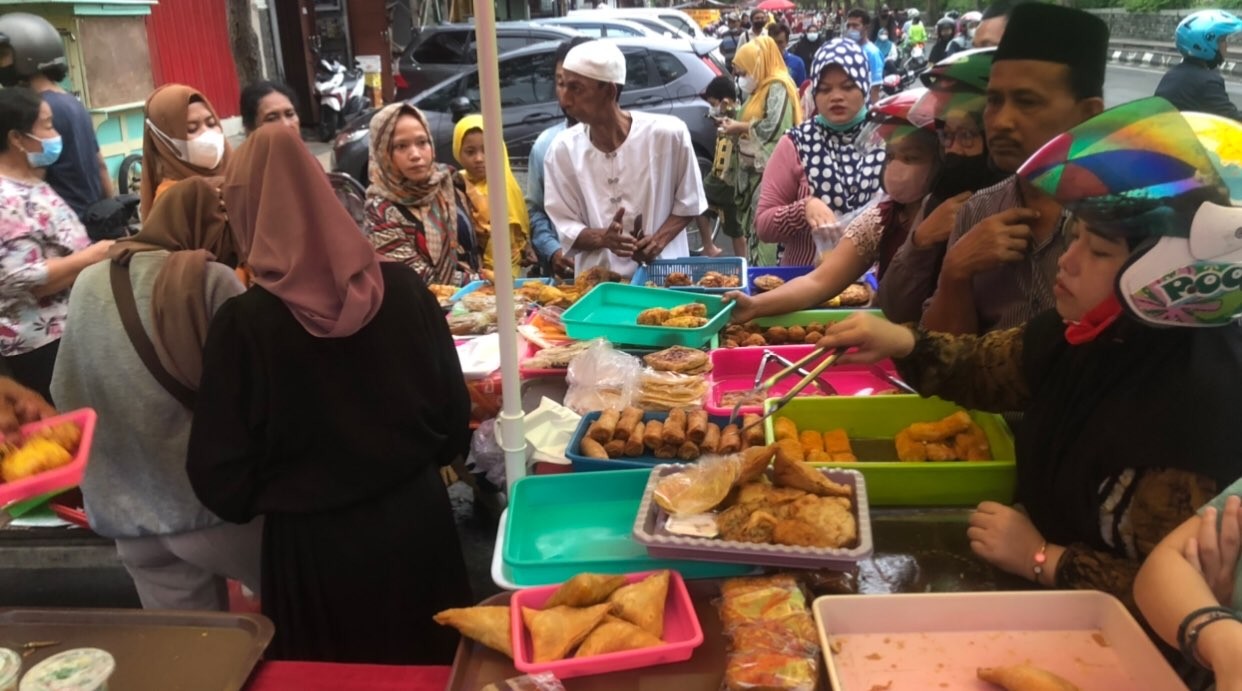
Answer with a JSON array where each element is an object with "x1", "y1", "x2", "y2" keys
[
  {"x1": 509, "y1": 569, "x2": 704, "y2": 679},
  {"x1": 0, "y1": 408, "x2": 98, "y2": 510},
  {"x1": 813, "y1": 591, "x2": 1187, "y2": 691},
  {"x1": 706, "y1": 345, "x2": 903, "y2": 416}
]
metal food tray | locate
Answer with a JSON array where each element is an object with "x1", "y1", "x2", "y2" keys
[
  {"x1": 632, "y1": 465, "x2": 874, "y2": 570},
  {"x1": 0, "y1": 608, "x2": 274, "y2": 691}
]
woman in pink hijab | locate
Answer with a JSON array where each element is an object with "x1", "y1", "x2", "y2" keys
[{"x1": 186, "y1": 124, "x2": 473, "y2": 664}]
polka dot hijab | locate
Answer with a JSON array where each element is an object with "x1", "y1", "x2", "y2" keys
[{"x1": 787, "y1": 39, "x2": 884, "y2": 217}]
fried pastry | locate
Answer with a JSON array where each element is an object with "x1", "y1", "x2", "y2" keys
[
  {"x1": 522, "y1": 603, "x2": 611, "y2": 662},
  {"x1": 575, "y1": 617, "x2": 664, "y2": 657},
  {"x1": 906, "y1": 410, "x2": 972, "y2": 442},
  {"x1": 614, "y1": 407, "x2": 643, "y2": 440},
  {"x1": 772, "y1": 495, "x2": 857, "y2": 548},
  {"x1": 544, "y1": 573, "x2": 628, "y2": 608},
  {"x1": 955, "y1": 422, "x2": 993, "y2": 461},
  {"x1": 774, "y1": 417, "x2": 798, "y2": 442},
  {"x1": 736, "y1": 444, "x2": 778, "y2": 485},
  {"x1": 719, "y1": 424, "x2": 742, "y2": 454},
  {"x1": 665, "y1": 271, "x2": 692, "y2": 286},
  {"x1": 837, "y1": 283, "x2": 871, "y2": 306},
  {"x1": 662, "y1": 316, "x2": 708, "y2": 329},
  {"x1": 701, "y1": 423, "x2": 721, "y2": 454},
  {"x1": 895, "y1": 428, "x2": 927, "y2": 462},
  {"x1": 799, "y1": 430, "x2": 824, "y2": 455},
  {"x1": 773, "y1": 452, "x2": 852, "y2": 498},
  {"x1": 669, "y1": 303, "x2": 707, "y2": 319},
  {"x1": 579, "y1": 437, "x2": 609, "y2": 460},
  {"x1": 716, "y1": 503, "x2": 781, "y2": 543},
  {"x1": 608, "y1": 570, "x2": 670, "y2": 637},
  {"x1": 752, "y1": 274, "x2": 785, "y2": 292},
  {"x1": 977, "y1": 664, "x2": 1080, "y2": 691},
  {"x1": 644, "y1": 346, "x2": 709, "y2": 374},
  {"x1": 637, "y1": 307, "x2": 671, "y2": 326},
  {"x1": 434, "y1": 606, "x2": 513, "y2": 658}
]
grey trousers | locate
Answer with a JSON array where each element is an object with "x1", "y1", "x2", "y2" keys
[{"x1": 114, "y1": 518, "x2": 263, "y2": 611}]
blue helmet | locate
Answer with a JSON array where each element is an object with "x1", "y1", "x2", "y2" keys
[{"x1": 1175, "y1": 10, "x2": 1242, "y2": 62}]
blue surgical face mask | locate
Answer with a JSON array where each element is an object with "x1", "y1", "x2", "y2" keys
[
  {"x1": 816, "y1": 109, "x2": 868, "y2": 132},
  {"x1": 24, "y1": 133, "x2": 62, "y2": 168},
  {"x1": 845, "y1": 29, "x2": 863, "y2": 43}
]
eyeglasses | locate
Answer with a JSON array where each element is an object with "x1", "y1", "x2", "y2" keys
[{"x1": 939, "y1": 129, "x2": 979, "y2": 148}]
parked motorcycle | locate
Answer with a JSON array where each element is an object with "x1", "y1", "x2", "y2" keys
[
  {"x1": 315, "y1": 58, "x2": 368, "y2": 143},
  {"x1": 881, "y1": 54, "x2": 930, "y2": 96}
]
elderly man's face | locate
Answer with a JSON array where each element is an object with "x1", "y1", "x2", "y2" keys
[{"x1": 557, "y1": 66, "x2": 614, "y2": 126}]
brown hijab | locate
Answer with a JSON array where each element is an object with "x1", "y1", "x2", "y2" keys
[
  {"x1": 109, "y1": 176, "x2": 238, "y2": 390},
  {"x1": 366, "y1": 103, "x2": 456, "y2": 210},
  {"x1": 223, "y1": 124, "x2": 386, "y2": 338},
  {"x1": 141, "y1": 84, "x2": 233, "y2": 218}
]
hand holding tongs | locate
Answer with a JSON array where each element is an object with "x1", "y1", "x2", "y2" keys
[{"x1": 729, "y1": 346, "x2": 850, "y2": 431}]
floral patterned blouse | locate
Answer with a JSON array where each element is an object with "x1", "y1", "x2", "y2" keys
[{"x1": 0, "y1": 176, "x2": 90, "y2": 356}]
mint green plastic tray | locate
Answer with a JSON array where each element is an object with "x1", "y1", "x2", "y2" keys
[
  {"x1": 763, "y1": 396, "x2": 1016, "y2": 506},
  {"x1": 560, "y1": 283, "x2": 733, "y2": 348},
  {"x1": 751, "y1": 308, "x2": 881, "y2": 328},
  {"x1": 503, "y1": 469, "x2": 752, "y2": 586}
]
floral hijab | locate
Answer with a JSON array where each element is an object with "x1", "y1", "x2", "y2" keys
[{"x1": 366, "y1": 103, "x2": 456, "y2": 212}]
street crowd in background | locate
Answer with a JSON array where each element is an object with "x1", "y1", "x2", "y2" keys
[{"x1": 2, "y1": 1, "x2": 1242, "y2": 688}]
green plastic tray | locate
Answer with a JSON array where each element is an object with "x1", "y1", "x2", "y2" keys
[
  {"x1": 751, "y1": 308, "x2": 881, "y2": 328},
  {"x1": 762, "y1": 396, "x2": 1016, "y2": 506},
  {"x1": 503, "y1": 469, "x2": 752, "y2": 585},
  {"x1": 560, "y1": 283, "x2": 733, "y2": 348}
]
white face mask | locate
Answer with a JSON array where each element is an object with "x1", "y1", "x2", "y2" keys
[
  {"x1": 146, "y1": 119, "x2": 226, "y2": 170},
  {"x1": 737, "y1": 75, "x2": 758, "y2": 96},
  {"x1": 883, "y1": 160, "x2": 934, "y2": 204}
]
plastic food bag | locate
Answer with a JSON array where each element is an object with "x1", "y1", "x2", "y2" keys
[
  {"x1": 481, "y1": 672, "x2": 566, "y2": 691},
  {"x1": 564, "y1": 339, "x2": 642, "y2": 414},
  {"x1": 811, "y1": 199, "x2": 877, "y2": 256},
  {"x1": 466, "y1": 419, "x2": 506, "y2": 488},
  {"x1": 652, "y1": 454, "x2": 740, "y2": 516}
]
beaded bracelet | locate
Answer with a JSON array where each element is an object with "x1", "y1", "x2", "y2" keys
[{"x1": 1177, "y1": 605, "x2": 1239, "y2": 669}]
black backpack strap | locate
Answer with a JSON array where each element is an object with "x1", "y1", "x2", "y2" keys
[{"x1": 110, "y1": 262, "x2": 196, "y2": 410}]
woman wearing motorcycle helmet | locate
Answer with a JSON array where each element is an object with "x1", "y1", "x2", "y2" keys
[
  {"x1": 928, "y1": 16, "x2": 958, "y2": 63},
  {"x1": 725, "y1": 89, "x2": 936, "y2": 321},
  {"x1": 140, "y1": 85, "x2": 232, "y2": 218},
  {"x1": 1155, "y1": 9, "x2": 1242, "y2": 120},
  {"x1": 947, "y1": 11, "x2": 982, "y2": 56},
  {"x1": 814, "y1": 98, "x2": 1242, "y2": 606}
]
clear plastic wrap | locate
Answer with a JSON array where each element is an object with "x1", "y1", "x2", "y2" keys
[
  {"x1": 480, "y1": 672, "x2": 567, "y2": 691},
  {"x1": 717, "y1": 575, "x2": 821, "y2": 691},
  {"x1": 564, "y1": 339, "x2": 642, "y2": 414},
  {"x1": 651, "y1": 454, "x2": 740, "y2": 516},
  {"x1": 811, "y1": 199, "x2": 878, "y2": 256}
]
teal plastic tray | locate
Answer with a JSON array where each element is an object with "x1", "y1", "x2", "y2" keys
[
  {"x1": 560, "y1": 283, "x2": 733, "y2": 348},
  {"x1": 503, "y1": 469, "x2": 752, "y2": 586},
  {"x1": 450, "y1": 277, "x2": 553, "y2": 303}
]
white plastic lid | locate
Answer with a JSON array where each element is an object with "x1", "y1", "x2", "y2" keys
[
  {"x1": 0, "y1": 648, "x2": 20, "y2": 690},
  {"x1": 19, "y1": 648, "x2": 114, "y2": 691}
]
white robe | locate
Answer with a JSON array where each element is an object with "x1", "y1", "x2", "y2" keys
[{"x1": 544, "y1": 111, "x2": 707, "y2": 278}]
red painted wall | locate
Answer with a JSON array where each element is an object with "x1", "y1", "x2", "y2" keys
[{"x1": 146, "y1": 0, "x2": 242, "y2": 117}]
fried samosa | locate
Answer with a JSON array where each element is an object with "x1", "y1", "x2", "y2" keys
[
  {"x1": 521, "y1": 603, "x2": 611, "y2": 662},
  {"x1": 773, "y1": 451, "x2": 852, "y2": 498},
  {"x1": 575, "y1": 617, "x2": 664, "y2": 657},
  {"x1": 544, "y1": 573, "x2": 628, "y2": 608},
  {"x1": 736, "y1": 443, "x2": 778, "y2": 485},
  {"x1": 977, "y1": 664, "x2": 1080, "y2": 691},
  {"x1": 434, "y1": 606, "x2": 513, "y2": 658},
  {"x1": 608, "y1": 570, "x2": 670, "y2": 638}
]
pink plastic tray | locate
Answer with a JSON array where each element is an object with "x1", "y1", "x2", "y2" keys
[
  {"x1": 509, "y1": 570, "x2": 704, "y2": 679},
  {"x1": 813, "y1": 591, "x2": 1188, "y2": 691},
  {"x1": 0, "y1": 408, "x2": 97, "y2": 510},
  {"x1": 518, "y1": 336, "x2": 569, "y2": 379},
  {"x1": 706, "y1": 345, "x2": 901, "y2": 416}
]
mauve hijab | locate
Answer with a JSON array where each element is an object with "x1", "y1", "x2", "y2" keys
[{"x1": 222, "y1": 124, "x2": 386, "y2": 338}]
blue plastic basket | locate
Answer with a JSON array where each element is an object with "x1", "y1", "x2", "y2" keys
[
  {"x1": 566, "y1": 410, "x2": 732, "y2": 472},
  {"x1": 631, "y1": 257, "x2": 748, "y2": 294},
  {"x1": 747, "y1": 265, "x2": 815, "y2": 294},
  {"x1": 450, "y1": 277, "x2": 553, "y2": 303}
]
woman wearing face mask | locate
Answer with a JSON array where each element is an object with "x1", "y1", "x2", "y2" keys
[
  {"x1": 364, "y1": 103, "x2": 478, "y2": 287},
  {"x1": 725, "y1": 91, "x2": 935, "y2": 322},
  {"x1": 754, "y1": 39, "x2": 884, "y2": 267},
  {"x1": 140, "y1": 84, "x2": 231, "y2": 218},
  {"x1": 813, "y1": 99, "x2": 1242, "y2": 611},
  {"x1": 877, "y1": 48, "x2": 1008, "y2": 324},
  {"x1": 451, "y1": 114, "x2": 529, "y2": 274},
  {"x1": 0, "y1": 88, "x2": 112, "y2": 399},
  {"x1": 718, "y1": 35, "x2": 803, "y2": 265}
]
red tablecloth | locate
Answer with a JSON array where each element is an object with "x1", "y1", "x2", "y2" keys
[{"x1": 247, "y1": 661, "x2": 452, "y2": 691}]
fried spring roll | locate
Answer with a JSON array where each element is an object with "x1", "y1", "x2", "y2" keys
[
  {"x1": 643, "y1": 419, "x2": 665, "y2": 450},
  {"x1": 799, "y1": 430, "x2": 824, "y2": 455},
  {"x1": 615, "y1": 407, "x2": 644, "y2": 441},
  {"x1": 580, "y1": 437, "x2": 609, "y2": 460},
  {"x1": 624, "y1": 422, "x2": 646, "y2": 457},
  {"x1": 653, "y1": 444, "x2": 678, "y2": 459},
  {"x1": 742, "y1": 414, "x2": 765, "y2": 448},
  {"x1": 662, "y1": 408, "x2": 688, "y2": 447},
  {"x1": 604, "y1": 439, "x2": 626, "y2": 458},
  {"x1": 823, "y1": 429, "x2": 853, "y2": 455},
  {"x1": 774, "y1": 416, "x2": 798, "y2": 442},
  {"x1": 677, "y1": 440, "x2": 700, "y2": 461},
  {"x1": 591, "y1": 409, "x2": 621, "y2": 443},
  {"x1": 719, "y1": 424, "x2": 742, "y2": 454},
  {"x1": 701, "y1": 423, "x2": 722, "y2": 454},
  {"x1": 686, "y1": 409, "x2": 708, "y2": 445}
]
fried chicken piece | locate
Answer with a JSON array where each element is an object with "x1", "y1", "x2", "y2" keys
[
  {"x1": 665, "y1": 271, "x2": 692, "y2": 286},
  {"x1": 906, "y1": 410, "x2": 973, "y2": 442},
  {"x1": 663, "y1": 316, "x2": 708, "y2": 329},
  {"x1": 773, "y1": 452, "x2": 853, "y2": 498},
  {"x1": 772, "y1": 495, "x2": 857, "y2": 548},
  {"x1": 977, "y1": 664, "x2": 1080, "y2": 691},
  {"x1": 637, "y1": 308, "x2": 671, "y2": 326},
  {"x1": 697, "y1": 271, "x2": 725, "y2": 288},
  {"x1": 669, "y1": 303, "x2": 708, "y2": 319}
]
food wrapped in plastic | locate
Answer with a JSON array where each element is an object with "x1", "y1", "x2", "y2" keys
[
  {"x1": 651, "y1": 454, "x2": 740, "y2": 516},
  {"x1": 718, "y1": 576, "x2": 809, "y2": 631},
  {"x1": 722, "y1": 648, "x2": 820, "y2": 691},
  {"x1": 480, "y1": 672, "x2": 567, "y2": 691},
  {"x1": 564, "y1": 339, "x2": 642, "y2": 413}
]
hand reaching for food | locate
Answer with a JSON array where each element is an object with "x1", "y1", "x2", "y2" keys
[
  {"x1": 813, "y1": 313, "x2": 916, "y2": 364},
  {"x1": 967, "y1": 501, "x2": 1051, "y2": 581}
]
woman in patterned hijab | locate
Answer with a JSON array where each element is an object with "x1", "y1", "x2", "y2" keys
[
  {"x1": 362, "y1": 103, "x2": 477, "y2": 286},
  {"x1": 754, "y1": 39, "x2": 885, "y2": 266}
]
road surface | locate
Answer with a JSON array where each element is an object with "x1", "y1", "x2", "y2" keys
[{"x1": 1105, "y1": 62, "x2": 1242, "y2": 108}]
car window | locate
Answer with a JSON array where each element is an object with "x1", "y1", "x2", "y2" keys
[
  {"x1": 418, "y1": 78, "x2": 461, "y2": 113},
  {"x1": 466, "y1": 35, "x2": 530, "y2": 57},
  {"x1": 412, "y1": 30, "x2": 470, "y2": 64},
  {"x1": 604, "y1": 24, "x2": 642, "y2": 37},
  {"x1": 567, "y1": 23, "x2": 604, "y2": 37},
  {"x1": 652, "y1": 51, "x2": 687, "y2": 85},
  {"x1": 658, "y1": 14, "x2": 694, "y2": 36},
  {"x1": 630, "y1": 18, "x2": 676, "y2": 36},
  {"x1": 462, "y1": 52, "x2": 558, "y2": 107},
  {"x1": 623, "y1": 49, "x2": 653, "y2": 90}
]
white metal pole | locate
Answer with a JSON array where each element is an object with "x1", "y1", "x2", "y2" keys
[{"x1": 472, "y1": 0, "x2": 528, "y2": 494}]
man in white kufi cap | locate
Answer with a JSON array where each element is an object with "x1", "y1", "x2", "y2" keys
[{"x1": 543, "y1": 40, "x2": 706, "y2": 278}]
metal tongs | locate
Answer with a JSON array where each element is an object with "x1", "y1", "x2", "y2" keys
[
  {"x1": 729, "y1": 346, "x2": 850, "y2": 433},
  {"x1": 754, "y1": 350, "x2": 837, "y2": 396}
]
